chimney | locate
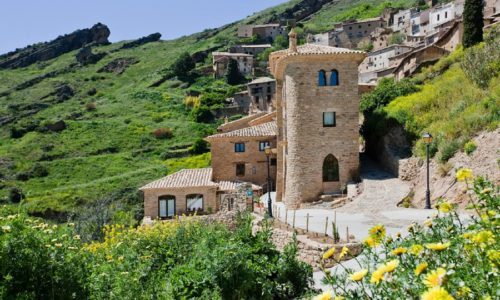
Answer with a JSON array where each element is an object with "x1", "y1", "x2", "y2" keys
[{"x1": 288, "y1": 28, "x2": 298, "y2": 53}]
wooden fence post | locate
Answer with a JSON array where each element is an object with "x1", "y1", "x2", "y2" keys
[
  {"x1": 346, "y1": 226, "x2": 350, "y2": 243},
  {"x1": 292, "y1": 210, "x2": 296, "y2": 229},
  {"x1": 306, "y1": 213, "x2": 309, "y2": 233},
  {"x1": 285, "y1": 210, "x2": 288, "y2": 226},
  {"x1": 324, "y1": 216, "x2": 329, "y2": 237}
]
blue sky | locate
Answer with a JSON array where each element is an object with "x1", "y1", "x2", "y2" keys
[{"x1": 0, "y1": 0, "x2": 289, "y2": 54}]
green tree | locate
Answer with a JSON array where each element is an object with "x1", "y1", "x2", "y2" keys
[
  {"x1": 171, "y1": 52, "x2": 195, "y2": 81},
  {"x1": 462, "y1": 0, "x2": 484, "y2": 48},
  {"x1": 225, "y1": 59, "x2": 245, "y2": 85}
]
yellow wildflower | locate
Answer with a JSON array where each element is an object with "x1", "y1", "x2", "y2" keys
[
  {"x1": 364, "y1": 236, "x2": 380, "y2": 248},
  {"x1": 437, "y1": 202, "x2": 453, "y2": 213},
  {"x1": 118, "y1": 256, "x2": 125, "y2": 261},
  {"x1": 421, "y1": 287, "x2": 454, "y2": 300},
  {"x1": 425, "y1": 242, "x2": 451, "y2": 251},
  {"x1": 369, "y1": 224, "x2": 386, "y2": 240},
  {"x1": 313, "y1": 289, "x2": 333, "y2": 300},
  {"x1": 456, "y1": 168, "x2": 473, "y2": 182},
  {"x1": 349, "y1": 269, "x2": 368, "y2": 281},
  {"x1": 383, "y1": 259, "x2": 399, "y2": 273},
  {"x1": 472, "y1": 230, "x2": 494, "y2": 245},
  {"x1": 323, "y1": 247, "x2": 336, "y2": 260},
  {"x1": 415, "y1": 262, "x2": 428, "y2": 276},
  {"x1": 68, "y1": 223, "x2": 75, "y2": 227},
  {"x1": 51, "y1": 239, "x2": 58, "y2": 242},
  {"x1": 339, "y1": 246, "x2": 349, "y2": 259},
  {"x1": 68, "y1": 246, "x2": 78, "y2": 250},
  {"x1": 480, "y1": 188, "x2": 492, "y2": 194},
  {"x1": 1, "y1": 225, "x2": 11, "y2": 233},
  {"x1": 370, "y1": 267, "x2": 385, "y2": 284},
  {"x1": 487, "y1": 250, "x2": 500, "y2": 266},
  {"x1": 423, "y1": 268, "x2": 447, "y2": 288},
  {"x1": 410, "y1": 244, "x2": 424, "y2": 255},
  {"x1": 424, "y1": 219, "x2": 433, "y2": 228},
  {"x1": 457, "y1": 286, "x2": 471, "y2": 297},
  {"x1": 55, "y1": 243, "x2": 63, "y2": 248},
  {"x1": 73, "y1": 235, "x2": 81, "y2": 240},
  {"x1": 391, "y1": 247, "x2": 407, "y2": 256}
]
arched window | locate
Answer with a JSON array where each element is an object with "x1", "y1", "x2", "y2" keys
[
  {"x1": 323, "y1": 154, "x2": 339, "y2": 182},
  {"x1": 318, "y1": 70, "x2": 327, "y2": 86},
  {"x1": 330, "y1": 69, "x2": 339, "y2": 86},
  {"x1": 158, "y1": 195, "x2": 176, "y2": 219},
  {"x1": 186, "y1": 194, "x2": 204, "y2": 212}
]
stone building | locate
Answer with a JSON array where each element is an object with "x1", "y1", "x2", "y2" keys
[
  {"x1": 212, "y1": 52, "x2": 253, "y2": 78},
  {"x1": 237, "y1": 24, "x2": 287, "y2": 42},
  {"x1": 269, "y1": 29, "x2": 366, "y2": 207},
  {"x1": 393, "y1": 44, "x2": 449, "y2": 80},
  {"x1": 230, "y1": 44, "x2": 272, "y2": 56},
  {"x1": 247, "y1": 77, "x2": 276, "y2": 114}
]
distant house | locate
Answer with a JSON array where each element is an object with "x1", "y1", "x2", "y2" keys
[
  {"x1": 229, "y1": 44, "x2": 272, "y2": 56},
  {"x1": 237, "y1": 24, "x2": 287, "y2": 42},
  {"x1": 359, "y1": 44, "x2": 413, "y2": 82},
  {"x1": 392, "y1": 44, "x2": 449, "y2": 81},
  {"x1": 212, "y1": 52, "x2": 253, "y2": 78},
  {"x1": 342, "y1": 17, "x2": 386, "y2": 42},
  {"x1": 247, "y1": 77, "x2": 276, "y2": 114}
]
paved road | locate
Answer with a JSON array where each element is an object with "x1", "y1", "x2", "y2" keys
[{"x1": 259, "y1": 159, "x2": 436, "y2": 290}]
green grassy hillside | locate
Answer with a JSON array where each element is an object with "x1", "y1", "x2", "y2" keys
[{"x1": 0, "y1": 0, "x2": 423, "y2": 220}]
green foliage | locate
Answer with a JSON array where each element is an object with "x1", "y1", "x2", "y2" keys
[
  {"x1": 151, "y1": 127, "x2": 173, "y2": 139},
  {"x1": 437, "y1": 139, "x2": 459, "y2": 163},
  {"x1": 171, "y1": 51, "x2": 195, "y2": 81},
  {"x1": 189, "y1": 138, "x2": 209, "y2": 154},
  {"x1": 360, "y1": 78, "x2": 419, "y2": 115},
  {"x1": 389, "y1": 32, "x2": 405, "y2": 45},
  {"x1": 462, "y1": 0, "x2": 483, "y2": 48},
  {"x1": 463, "y1": 140, "x2": 477, "y2": 155},
  {"x1": 0, "y1": 210, "x2": 313, "y2": 299},
  {"x1": 317, "y1": 176, "x2": 499, "y2": 299},
  {"x1": 461, "y1": 35, "x2": 500, "y2": 88},
  {"x1": 225, "y1": 59, "x2": 245, "y2": 85},
  {"x1": 8, "y1": 188, "x2": 23, "y2": 203}
]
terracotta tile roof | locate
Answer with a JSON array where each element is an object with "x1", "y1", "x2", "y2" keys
[
  {"x1": 140, "y1": 168, "x2": 217, "y2": 190},
  {"x1": 207, "y1": 121, "x2": 277, "y2": 139},
  {"x1": 212, "y1": 52, "x2": 253, "y2": 57},
  {"x1": 216, "y1": 112, "x2": 267, "y2": 132},
  {"x1": 272, "y1": 44, "x2": 364, "y2": 56},
  {"x1": 218, "y1": 181, "x2": 262, "y2": 191}
]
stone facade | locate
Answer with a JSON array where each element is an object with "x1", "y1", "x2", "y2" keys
[
  {"x1": 247, "y1": 77, "x2": 276, "y2": 114},
  {"x1": 212, "y1": 52, "x2": 253, "y2": 78},
  {"x1": 143, "y1": 186, "x2": 218, "y2": 219},
  {"x1": 230, "y1": 44, "x2": 272, "y2": 56},
  {"x1": 237, "y1": 24, "x2": 286, "y2": 42},
  {"x1": 270, "y1": 34, "x2": 366, "y2": 207}
]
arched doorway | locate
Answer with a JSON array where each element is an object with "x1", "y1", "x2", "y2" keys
[{"x1": 323, "y1": 154, "x2": 339, "y2": 182}]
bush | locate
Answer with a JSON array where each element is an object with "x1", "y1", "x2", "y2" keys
[
  {"x1": 190, "y1": 105, "x2": 214, "y2": 123},
  {"x1": 171, "y1": 52, "x2": 195, "y2": 81},
  {"x1": 152, "y1": 127, "x2": 173, "y2": 139},
  {"x1": 225, "y1": 59, "x2": 245, "y2": 85},
  {"x1": 0, "y1": 211, "x2": 313, "y2": 299},
  {"x1": 30, "y1": 163, "x2": 49, "y2": 178},
  {"x1": 389, "y1": 32, "x2": 405, "y2": 45},
  {"x1": 461, "y1": 37, "x2": 500, "y2": 88},
  {"x1": 316, "y1": 173, "x2": 499, "y2": 299},
  {"x1": 463, "y1": 140, "x2": 477, "y2": 155},
  {"x1": 189, "y1": 138, "x2": 209, "y2": 154},
  {"x1": 438, "y1": 140, "x2": 459, "y2": 163},
  {"x1": 8, "y1": 187, "x2": 23, "y2": 203},
  {"x1": 183, "y1": 95, "x2": 200, "y2": 108}
]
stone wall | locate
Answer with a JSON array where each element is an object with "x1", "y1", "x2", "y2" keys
[
  {"x1": 143, "y1": 186, "x2": 218, "y2": 219},
  {"x1": 210, "y1": 136, "x2": 277, "y2": 186}
]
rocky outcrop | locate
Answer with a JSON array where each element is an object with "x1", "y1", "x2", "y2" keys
[
  {"x1": 120, "y1": 33, "x2": 161, "y2": 49},
  {"x1": 97, "y1": 57, "x2": 139, "y2": 74},
  {"x1": 269, "y1": 0, "x2": 334, "y2": 23},
  {"x1": 0, "y1": 23, "x2": 110, "y2": 69},
  {"x1": 76, "y1": 46, "x2": 106, "y2": 65}
]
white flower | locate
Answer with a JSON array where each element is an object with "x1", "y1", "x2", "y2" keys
[{"x1": 2, "y1": 225, "x2": 12, "y2": 233}]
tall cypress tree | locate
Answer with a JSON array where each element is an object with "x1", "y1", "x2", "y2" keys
[
  {"x1": 462, "y1": 0, "x2": 484, "y2": 48},
  {"x1": 225, "y1": 59, "x2": 244, "y2": 85}
]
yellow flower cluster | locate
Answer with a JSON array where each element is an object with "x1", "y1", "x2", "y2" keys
[
  {"x1": 312, "y1": 290, "x2": 344, "y2": 300},
  {"x1": 421, "y1": 287, "x2": 454, "y2": 300},
  {"x1": 323, "y1": 247, "x2": 336, "y2": 260},
  {"x1": 437, "y1": 201, "x2": 454, "y2": 213},
  {"x1": 456, "y1": 168, "x2": 473, "y2": 182},
  {"x1": 391, "y1": 247, "x2": 407, "y2": 256},
  {"x1": 349, "y1": 269, "x2": 368, "y2": 281},
  {"x1": 370, "y1": 259, "x2": 399, "y2": 284},
  {"x1": 415, "y1": 262, "x2": 428, "y2": 276},
  {"x1": 425, "y1": 242, "x2": 451, "y2": 251},
  {"x1": 423, "y1": 268, "x2": 447, "y2": 288}
]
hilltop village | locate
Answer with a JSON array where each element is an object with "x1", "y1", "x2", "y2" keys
[{"x1": 139, "y1": 0, "x2": 500, "y2": 220}]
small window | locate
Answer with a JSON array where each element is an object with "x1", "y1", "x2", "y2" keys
[
  {"x1": 259, "y1": 141, "x2": 270, "y2": 151},
  {"x1": 267, "y1": 95, "x2": 272, "y2": 102},
  {"x1": 186, "y1": 194, "x2": 203, "y2": 212},
  {"x1": 445, "y1": 12, "x2": 448, "y2": 18},
  {"x1": 318, "y1": 70, "x2": 327, "y2": 86},
  {"x1": 330, "y1": 70, "x2": 339, "y2": 86},
  {"x1": 236, "y1": 163, "x2": 245, "y2": 176},
  {"x1": 267, "y1": 86, "x2": 271, "y2": 93},
  {"x1": 437, "y1": 14, "x2": 440, "y2": 21},
  {"x1": 252, "y1": 166, "x2": 257, "y2": 175},
  {"x1": 270, "y1": 158, "x2": 277, "y2": 166},
  {"x1": 235, "y1": 143, "x2": 245, "y2": 152},
  {"x1": 323, "y1": 112, "x2": 336, "y2": 127}
]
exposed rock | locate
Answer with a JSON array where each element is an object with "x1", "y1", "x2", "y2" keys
[
  {"x1": 45, "y1": 120, "x2": 67, "y2": 132},
  {"x1": 0, "y1": 23, "x2": 110, "y2": 69},
  {"x1": 55, "y1": 84, "x2": 74, "y2": 102},
  {"x1": 120, "y1": 33, "x2": 161, "y2": 49},
  {"x1": 76, "y1": 46, "x2": 106, "y2": 65},
  {"x1": 377, "y1": 125, "x2": 413, "y2": 176},
  {"x1": 98, "y1": 57, "x2": 139, "y2": 74},
  {"x1": 268, "y1": 0, "x2": 333, "y2": 23}
]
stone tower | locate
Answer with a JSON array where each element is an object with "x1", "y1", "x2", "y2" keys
[{"x1": 269, "y1": 29, "x2": 366, "y2": 208}]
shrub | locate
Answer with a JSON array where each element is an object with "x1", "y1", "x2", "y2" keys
[
  {"x1": 183, "y1": 95, "x2": 201, "y2": 108},
  {"x1": 463, "y1": 140, "x2": 477, "y2": 155},
  {"x1": 85, "y1": 102, "x2": 96, "y2": 111},
  {"x1": 437, "y1": 162, "x2": 453, "y2": 177},
  {"x1": 438, "y1": 140, "x2": 459, "y2": 163},
  {"x1": 225, "y1": 59, "x2": 245, "y2": 85},
  {"x1": 189, "y1": 138, "x2": 209, "y2": 154},
  {"x1": 152, "y1": 127, "x2": 173, "y2": 139},
  {"x1": 461, "y1": 37, "x2": 500, "y2": 88},
  {"x1": 30, "y1": 163, "x2": 49, "y2": 178},
  {"x1": 316, "y1": 173, "x2": 499, "y2": 299},
  {"x1": 190, "y1": 105, "x2": 214, "y2": 123},
  {"x1": 8, "y1": 187, "x2": 23, "y2": 203},
  {"x1": 171, "y1": 52, "x2": 195, "y2": 81},
  {"x1": 389, "y1": 32, "x2": 405, "y2": 45}
]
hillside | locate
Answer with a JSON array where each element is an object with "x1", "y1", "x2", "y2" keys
[{"x1": 0, "y1": 0, "x2": 416, "y2": 220}]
